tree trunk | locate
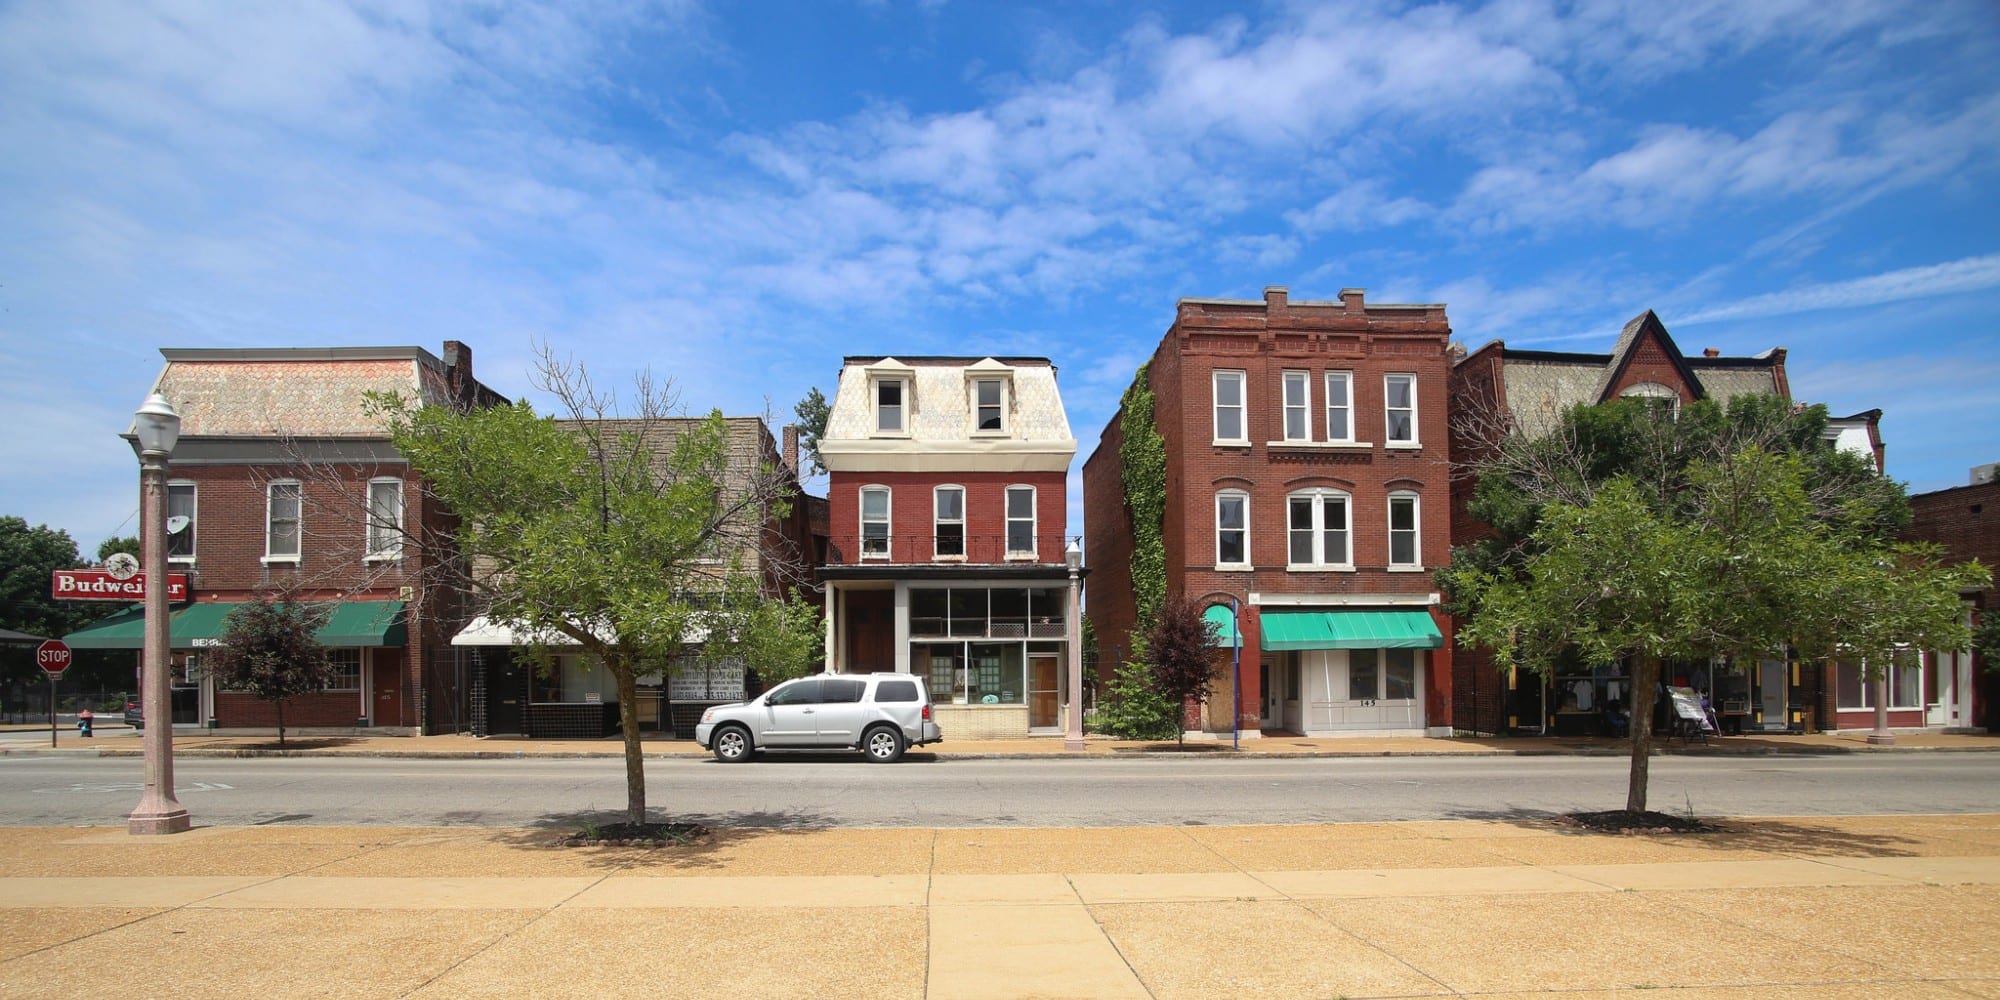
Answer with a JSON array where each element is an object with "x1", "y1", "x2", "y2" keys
[
  {"x1": 615, "y1": 662, "x2": 645, "y2": 826},
  {"x1": 1625, "y1": 653, "x2": 1659, "y2": 813}
]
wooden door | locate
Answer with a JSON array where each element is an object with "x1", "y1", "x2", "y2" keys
[
  {"x1": 844, "y1": 590, "x2": 894, "y2": 672},
  {"x1": 372, "y1": 651, "x2": 404, "y2": 727},
  {"x1": 1029, "y1": 655, "x2": 1059, "y2": 727}
]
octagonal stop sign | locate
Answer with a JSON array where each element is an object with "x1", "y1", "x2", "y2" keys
[{"x1": 36, "y1": 639, "x2": 72, "y2": 677}]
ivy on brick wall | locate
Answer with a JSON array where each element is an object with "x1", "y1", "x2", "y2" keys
[{"x1": 1119, "y1": 362, "x2": 1168, "y2": 634}]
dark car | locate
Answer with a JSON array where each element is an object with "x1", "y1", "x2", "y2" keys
[{"x1": 124, "y1": 698, "x2": 143, "y2": 730}]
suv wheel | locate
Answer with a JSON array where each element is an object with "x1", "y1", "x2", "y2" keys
[
  {"x1": 862, "y1": 725, "x2": 906, "y2": 763},
  {"x1": 712, "y1": 725, "x2": 753, "y2": 763}
]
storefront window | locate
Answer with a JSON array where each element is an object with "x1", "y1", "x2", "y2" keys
[
  {"x1": 949, "y1": 589, "x2": 986, "y2": 637},
  {"x1": 923, "y1": 645, "x2": 961, "y2": 705},
  {"x1": 967, "y1": 642, "x2": 1025, "y2": 704},
  {"x1": 990, "y1": 588, "x2": 1029, "y2": 637},
  {"x1": 1349, "y1": 648, "x2": 1378, "y2": 701},
  {"x1": 1836, "y1": 659, "x2": 1923, "y2": 710},
  {"x1": 1384, "y1": 649, "x2": 1416, "y2": 700},
  {"x1": 911, "y1": 589, "x2": 949, "y2": 637}
]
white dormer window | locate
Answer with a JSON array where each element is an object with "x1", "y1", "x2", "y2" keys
[
  {"x1": 1620, "y1": 382, "x2": 1680, "y2": 418},
  {"x1": 875, "y1": 377, "x2": 908, "y2": 434},
  {"x1": 973, "y1": 378, "x2": 1006, "y2": 433}
]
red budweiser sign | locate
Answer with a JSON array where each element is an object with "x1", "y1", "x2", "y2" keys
[{"x1": 51, "y1": 570, "x2": 190, "y2": 602}]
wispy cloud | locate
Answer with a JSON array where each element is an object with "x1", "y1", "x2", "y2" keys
[{"x1": 1678, "y1": 254, "x2": 2000, "y2": 324}]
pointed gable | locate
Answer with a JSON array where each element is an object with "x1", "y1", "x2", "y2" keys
[{"x1": 1594, "y1": 310, "x2": 1706, "y2": 403}]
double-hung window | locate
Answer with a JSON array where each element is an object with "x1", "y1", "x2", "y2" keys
[
  {"x1": 875, "y1": 378, "x2": 907, "y2": 434},
  {"x1": 1005, "y1": 486, "x2": 1036, "y2": 556},
  {"x1": 1215, "y1": 491, "x2": 1249, "y2": 568},
  {"x1": 861, "y1": 487, "x2": 891, "y2": 559},
  {"x1": 934, "y1": 486, "x2": 965, "y2": 558},
  {"x1": 1281, "y1": 370, "x2": 1310, "y2": 441},
  {"x1": 366, "y1": 478, "x2": 403, "y2": 561},
  {"x1": 1325, "y1": 371, "x2": 1353, "y2": 442},
  {"x1": 1213, "y1": 370, "x2": 1247, "y2": 444},
  {"x1": 973, "y1": 378, "x2": 1005, "y2": 432},
  {"x1": 265, "y1": 481, "x2": 301, "y2": 562},
  {"x1": 1286, "y1": 489, "x2": 1350, "y2": 568},
  {"x1": 325, "y1": 649, "x2": 362, "y2": 692},
  {"x1": 166, "y1": 482, "x2": 197, "y2": 561},
  {"x1": 1388, "y1": 492, "x2": 1420, "y2": 568},
  {"x1": 1385, "y1": 374, "x2": 1418, "y2": 445}
]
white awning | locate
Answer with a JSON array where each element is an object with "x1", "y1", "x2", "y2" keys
[{"x1": 451, "y1": 615, "x2": 710, "y2": 647}]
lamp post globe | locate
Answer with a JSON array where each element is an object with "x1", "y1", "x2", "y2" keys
[{"x1": 129, "y1": 393, "x2": 190, "y2": 835}]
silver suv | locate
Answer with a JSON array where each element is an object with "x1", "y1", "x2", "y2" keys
[{"x1": 695, "y1": 673, "x2": 943, "y2": 763}]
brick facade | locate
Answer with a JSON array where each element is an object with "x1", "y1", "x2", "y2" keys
[
  {"x1": 1902, "y1": 477, "x2": 1998, "y2": 730},
  {"x1": 827, "y1": 469, "x2": 1069, "y2": 565},
  {"x1": 1086, "y1": 287, "x2": 1454, "y2": 737}
]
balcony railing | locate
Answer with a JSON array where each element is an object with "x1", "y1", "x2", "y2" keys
[{"x1": 826, "y1": 533, "x2": 1070, "y2": 566}]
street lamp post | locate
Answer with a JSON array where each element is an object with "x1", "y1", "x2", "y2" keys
[
  {"x1": 129, "y1": 393, "x2": 190, "y2": 835},
  {"x1": 1064, "y1": 538, "x2": 1086, "y2": 752}
]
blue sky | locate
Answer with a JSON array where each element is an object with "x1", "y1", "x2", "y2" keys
[{"x1": 3, "y1": 0, "x2": 1997, "y2": 555}]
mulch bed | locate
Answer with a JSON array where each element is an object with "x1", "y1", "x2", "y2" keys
[
  {"x1": 1557, "y1": 810, "x2": 1723, "y2": 835},
  {"x1": 555, "y1": 822, "x2": 709, "y2": 848}
]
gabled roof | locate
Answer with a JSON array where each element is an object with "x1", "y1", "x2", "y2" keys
[{"x1": 1593, "y1": 310, "x2": 1707, "y2": 403}]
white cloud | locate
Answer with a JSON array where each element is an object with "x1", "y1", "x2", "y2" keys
[{"x1": 1679, "y1": 254, "x2": 2000, "y2": 324}]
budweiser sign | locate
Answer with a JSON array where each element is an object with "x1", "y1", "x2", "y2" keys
[{"x1": 51, "y1": 570, "x2": 190, "y2": 602}]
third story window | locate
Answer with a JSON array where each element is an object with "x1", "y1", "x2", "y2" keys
[
  {"x1": 1385, "y1": 374, "x2": 1417, "y2": 444},
  {"x1": 975, "y1": 378, "x2": 1005, "y2": 431},
  {"x1": 1213, "y1": 370, "x2": 1246, "y2": 442},
  {"x1": 1325, "y1": 371, "x2": 1352, "y2": 441},
  {"x1": 166, "y1": 482, "x2": 197, "y2": 560},
  {"x1": 1282, "y1": 370, "x2": 1310, "y2": 441},
  {"x1": 876, "y1": 378, "x2": 906, "y2": 434},
  {"x1": 366, "y1": 479, "x2": 403, "y2": 559}
]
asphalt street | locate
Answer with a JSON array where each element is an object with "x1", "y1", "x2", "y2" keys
[{"x1": 3, "y1": 752, "x2": 1996, "y2": 828}]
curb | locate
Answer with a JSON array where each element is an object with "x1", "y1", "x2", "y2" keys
[{"x1": 5, "y1": 744, "x2": 1995, "y2": 760}]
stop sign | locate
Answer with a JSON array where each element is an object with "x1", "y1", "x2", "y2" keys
[{"x1": 36, "y1": 640, "x2": 72, "y2": 676}]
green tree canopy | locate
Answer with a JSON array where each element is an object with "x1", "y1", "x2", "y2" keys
[
  {"x1": 375, "y1": 354, "x2": 821, "y2": 826},
  {"x1": 1446, "y1": 396, "x2": 1983, "y2": 814},
  {"x1": 95, "y1": 536, "x2": 140, "y2": 564},
  {"x1": 792, "y1": 387, "x2": 829, "y2": 477},
  {"x1": 0, "y1": 516, "x2": 90, "y2": 638}
]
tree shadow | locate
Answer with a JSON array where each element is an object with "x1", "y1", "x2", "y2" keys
[{"x1": 1432, "y1": 805, "x2": 1939, "y2": 856}]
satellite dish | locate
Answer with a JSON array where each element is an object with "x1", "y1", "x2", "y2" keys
[{"x1": 166, "y1": 516, "x2": 190, "y2": 535}]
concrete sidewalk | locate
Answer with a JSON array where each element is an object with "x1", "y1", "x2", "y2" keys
[
  {"x1": 5, "y1": 724, "x2": 1998, "y2": 759},
  {"x1": 0, "y1": 814, "x2": 1995, "y2": 998}
]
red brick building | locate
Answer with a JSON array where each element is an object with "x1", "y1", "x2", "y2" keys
[
  {"x1": 67, "y1": 344, "x2": 505, "y2": 734},
  {"x1": 817, "y1": 356, "x2": 1078, "y2": 739},
  {"x1": 1084, "y1": 288, "x2": 1455, "y2": 738},
  {"x1": 1896, "y1": 467, "x2": 1996, "y2": 732},
  {"x1": 1446, "y1": 311, "x2": 1797, "y2": 735}
]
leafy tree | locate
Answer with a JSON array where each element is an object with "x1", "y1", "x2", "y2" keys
[
  {"x1": 376, "y1": 350, "x2": 822, "y2": 827},
  {"x1": 1092, "y1": 645, "x2": 1179, "y2": 741},
  {"x1": 0, "y1": 516, "x2": 90, "y2": 638},
  {"x1": 1975, "y1": 613, "x2": 2000, "y2": 671},
  {"x1": 1149, "y1": 594, "x2": 1221, "y2": 745},
  {"x1": 95, "y1": 536, "x2": 140, "y2": 564},
  {"x1": 1447, "y1": 445, "x2": 1983, "y2": 812},
  {"x1": 204, "y1": 597, "x2": 336, "y2": 747},
  {"x1": 793, "y1": 387, "x2": 829, "y2": 477}
]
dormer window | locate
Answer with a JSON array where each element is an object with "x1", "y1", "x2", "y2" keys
[
  {"x1": 1620, "y1": 382, "x2": 1680, "y2": 418},
  {"x1": 875, "y1": 377, "x2": 907, "y2": 434},
  {"x1": 974, "y1": 378, "x2": 1006, "y2": 432}
]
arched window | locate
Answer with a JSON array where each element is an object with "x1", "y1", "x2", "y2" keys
[
  {"x1": 1620, "y1": 382, "x2": 1680, "y2": 417},
  {"x1": 1286, "y1": 488, "x2": 1351, "y2": 568}
]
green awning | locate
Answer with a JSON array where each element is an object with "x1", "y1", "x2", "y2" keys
[
  {"x1": 1203, "y1": 603, "x2": 1241, "y2": 648},
  {"x1": 1260, "y1": 610, "x2": 1442, "y2": 651},
  {"x1": 63, "y1": 601, "x2": 406, "y2": 649}
]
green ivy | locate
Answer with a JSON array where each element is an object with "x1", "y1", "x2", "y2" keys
[{"x1": 1119, "y1": 362, "x2": 1168, "y2": 634}]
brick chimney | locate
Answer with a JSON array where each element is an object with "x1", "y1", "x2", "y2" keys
[
  {"x1": 442, "y1": 340, "x2": 472, "y2": 399},
  {"x1": 1702, "y1": 347, "x2": 1720, "y2": 358},
  {"x1": 781, "y1": 424, "x2": 799, "y2": 474},
  {"x1": 1339, "y1": 288, "x2": 1365, "y2": 310}
]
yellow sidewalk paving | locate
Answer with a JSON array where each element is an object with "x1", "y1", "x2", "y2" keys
[{"x1": 0, "y1": 815, "x2": 1996, "y2": 998}]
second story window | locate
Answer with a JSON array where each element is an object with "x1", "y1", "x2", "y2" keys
[
  {"x1": 366, "y1": 478, "x2": 403, "y2": 561},
  {"x1": 1213, "y1": 370, "x2": 1246, "y2": 444},
  {"x1": 1388, "y1": 492, "x2": 1421, "y2": 567},
  {"x1": 265, "y1": 481, "x2": 302, "y2": 562},
  {"x1": 1005, "y1": 486, "x2": 1036, "y2": 556},
  {"x1": 875, "y1": 378, "x2": 907, "y2": 434},
  {"x1": 974, "y1": 378, "x2": 1006, "y2": 432},
  {"x1": 1215, "y1": 491, "x2": 1249, "y2": 568},
  {"x1": 1282, "y1": 370, "x2": 1310, "y2": 441},
  {"x1": 1385, "y1": 374, "x2": 1418, "y2": 445},
  {"x1": 1286, "y1": 489, "x2": 1350, "y2": 568},
  {"x1": 860, "y1": 487, "x2": 890, "y2": 559},
  {"x1": 934, "y1": 486, "x2": 965, "y2": 558},
  {"x1": 1326, "y1": 371, "x2": 1353, "y2": 442},
  {"x1": 166, "y1": 481, "x2": 197, "y2": 561}
]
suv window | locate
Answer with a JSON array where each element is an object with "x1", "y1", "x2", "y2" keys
[
  {"x1": 767, "y1": 679, "x2": 822, "y2": 706},
  {"x1": 875, "y1": 680, "x2": 920, "y2": 703},
  {"x1": 822, "y1": 678, "x2": 866, "y2": 704}
]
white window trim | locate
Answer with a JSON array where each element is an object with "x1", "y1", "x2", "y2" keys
[
  {"x1": 262, "y1": 479, "x2": 302, "y2": 564},
  {"x1": 1212, "y1": 370, "x2": 1248, "y2": 446},
  {"x1": 1004, "y1": 485, "x2": 1037, "y2": 560},
  {"x1": 1285, "y1": 488, "x2": 1354, "y2": 571},
  {"x1": 1281, "y1": 370, "x2": 1311, "y2": 443},
  {"x1": 364, "y1": 477, "x2": 404, "y2": 563},
  {"x1": 166, "y1": 480, "x2": 197, "y2": 564},
  {"x1": 1384, "y1": 373, "x2": 1419, "y2": 448},
  {"x1": 1325, "y1": 370, "x2": 1355, "y2": 443},
  {"x1": 1215, "y1": 490, "x2": 1251, "y2": 570},
  {"x1": 1387, "y1": 491, "x2": 1422, "y2": 570},
  {"x1": 970, "y1": 377, "x2": 1009, "y2": 436},
  {"x1": 324, "y1": 648, "x2": 363, "y2": 693},
  {"x1": 1836, "y1": 659, "x2": 1924, "y2": 711},
  {"x1": 873, "y1": 376, "x2": 911, "y2": 437},
  {"x1": 860, "y1": 486, "x2": 892, "y2": 560},
  {"x1": 933, "y1": 485, "x2": 966, "y2": 561}
]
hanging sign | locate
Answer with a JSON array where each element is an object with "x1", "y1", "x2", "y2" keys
[{"x1": 50, "y1": 570, "x2": 189, "y2": 602}]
